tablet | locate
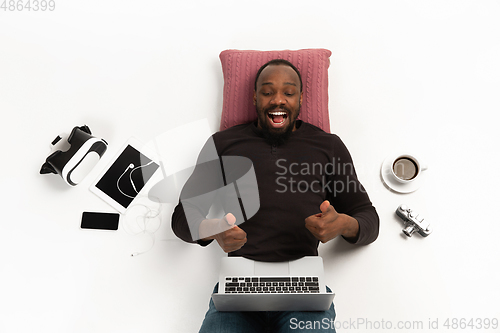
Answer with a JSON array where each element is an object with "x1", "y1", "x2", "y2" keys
[{"x1": 90, "y1": 138, "x2": 160, "y2": 213}]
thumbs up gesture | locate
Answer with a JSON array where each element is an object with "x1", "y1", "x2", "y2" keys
[
  {"x1": 305, "y1": 200, "x2": 359, "y2": 243},
  {"x1": 199, "y1": 213, "x2": 247, "y2": 253}
]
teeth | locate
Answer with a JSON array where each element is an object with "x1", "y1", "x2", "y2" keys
[{"x1": 268, "y1": 111, "x2": 286, "y2": 116}]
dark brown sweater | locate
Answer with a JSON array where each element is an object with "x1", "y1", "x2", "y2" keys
[{"x1": 171, "y1": 121, "x2": 379, "y2": 262}]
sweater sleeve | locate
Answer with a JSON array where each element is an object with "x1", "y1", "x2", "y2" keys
[
  {"x1": 171, "y1": 201, "x2": 213, "y2": 246},
  {"x1": 170, "y1": 136, "x2": 224, "y2": 245},
  {"x1": 327, "y1": 136, "x2": 379, "y2": 245}
]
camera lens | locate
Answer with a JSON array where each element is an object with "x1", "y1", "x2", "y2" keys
[{"x1": 403, "y1": 225, "x2": 415, "y2": 237}]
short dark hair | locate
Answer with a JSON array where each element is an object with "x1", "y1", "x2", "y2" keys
[{"x1": 254, "y1": 59, "x2": 302, "y2": 92}]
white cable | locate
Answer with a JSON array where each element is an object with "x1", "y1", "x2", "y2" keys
[
  {"x1": 115, "y1": 160, "x2": 161, "y2": 256},
  {"x1": 122, "y1": 195, "x2": 163, "y2": 257},
  {"x1": 116, "y1": 161, "x2": 154, "y2": 199}
]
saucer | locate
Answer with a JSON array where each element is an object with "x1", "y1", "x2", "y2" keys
[{"x1": 380, "y1": 154, "x2": 427, "y2": 194}]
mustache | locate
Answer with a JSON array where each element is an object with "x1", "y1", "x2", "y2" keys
[{"x1": 265, "y1": 106, "x2": 291, "y2": 113}]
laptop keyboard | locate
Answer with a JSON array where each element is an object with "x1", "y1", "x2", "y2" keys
[{"x1": 224, "y1": 276, "x2": 320, "y2": 293}]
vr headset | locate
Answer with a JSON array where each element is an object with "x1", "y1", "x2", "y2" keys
[{"x1": 40, "y1": 125, "x2": 107, "y2": 186}]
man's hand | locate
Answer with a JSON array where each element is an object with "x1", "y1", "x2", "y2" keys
[
  {"x1": 305, "y1": 200, "x2": 360, "y2": 243},
  {"x1": 199, "y1": 214, "x2": 247, "y2": 253}
]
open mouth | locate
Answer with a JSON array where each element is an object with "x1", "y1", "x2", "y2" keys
[{"x1": 267, "y1": 111, "x2": 288, "y2": 126}]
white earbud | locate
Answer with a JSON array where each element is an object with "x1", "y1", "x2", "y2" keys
[{"x1": 118, "y1": 161, "x2": 155, "y2": 199}]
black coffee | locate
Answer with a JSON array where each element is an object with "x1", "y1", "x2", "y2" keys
[{"x1": 392, "y1": 157, "x2": 418, "y2": 180}]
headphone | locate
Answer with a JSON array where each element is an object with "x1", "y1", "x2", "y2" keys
[
  {"x1": 123, "y1": 196, "x2": 162, "y2": 257},
  {"x1": 116, "y1": 161, "x2": 159, "y2": 257},
  {"x1": 116, "y1": 161, "x2": 154, "y2": 198}
]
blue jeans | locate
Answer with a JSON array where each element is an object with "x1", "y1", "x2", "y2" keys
[{"x1": 199, "y1": 284, "x2": 336, "y2": 333}]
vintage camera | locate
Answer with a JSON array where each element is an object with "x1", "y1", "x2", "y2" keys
[{"x1": 396, "y1": 204, "x2": 432, "y2": 237}]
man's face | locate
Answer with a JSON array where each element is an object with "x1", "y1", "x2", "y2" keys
[{"x1": 253, "y1": 64, "x2": 303, "y2": 138}]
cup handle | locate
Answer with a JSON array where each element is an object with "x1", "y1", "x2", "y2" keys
[{"x1": 421, "y1": 164, "x2": 428, "y2": 171}]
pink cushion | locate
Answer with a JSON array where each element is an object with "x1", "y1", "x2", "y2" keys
[{"x1": 219, "y1": 48, "x2": 332, "y2": 132}]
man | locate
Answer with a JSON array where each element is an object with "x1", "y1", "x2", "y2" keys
[{"x1": 172, "y1": 59, "x2": 379, "y2": 332}]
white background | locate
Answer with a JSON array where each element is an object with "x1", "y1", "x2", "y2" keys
[{"x1": 1, "y1": 1, "x2": 500, "y2": 332}]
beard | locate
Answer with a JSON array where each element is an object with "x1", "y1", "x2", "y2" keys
[
  {"x1": 260, "y1": 120, "x2": 294, "y2": 146},
  {"x1": 256, "y1": 104, "x2": 301, "y2": 146}
]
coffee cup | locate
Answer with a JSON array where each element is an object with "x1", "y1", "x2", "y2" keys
[{"x1": 390, "y1": 154, "x2": 427, "y2": 183}]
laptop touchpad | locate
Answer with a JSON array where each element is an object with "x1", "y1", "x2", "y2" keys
[{"x1": 254, "y1": 261, "x2": 290, "y2": 276}]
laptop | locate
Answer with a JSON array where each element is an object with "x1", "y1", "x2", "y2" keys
[{"x1": 211, "y1": 256, "x2": 335, "y2": 312}]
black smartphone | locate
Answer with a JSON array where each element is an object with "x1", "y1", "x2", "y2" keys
[{"x1": 81, "y1": 211, "x2": 120, "y2": 230}]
